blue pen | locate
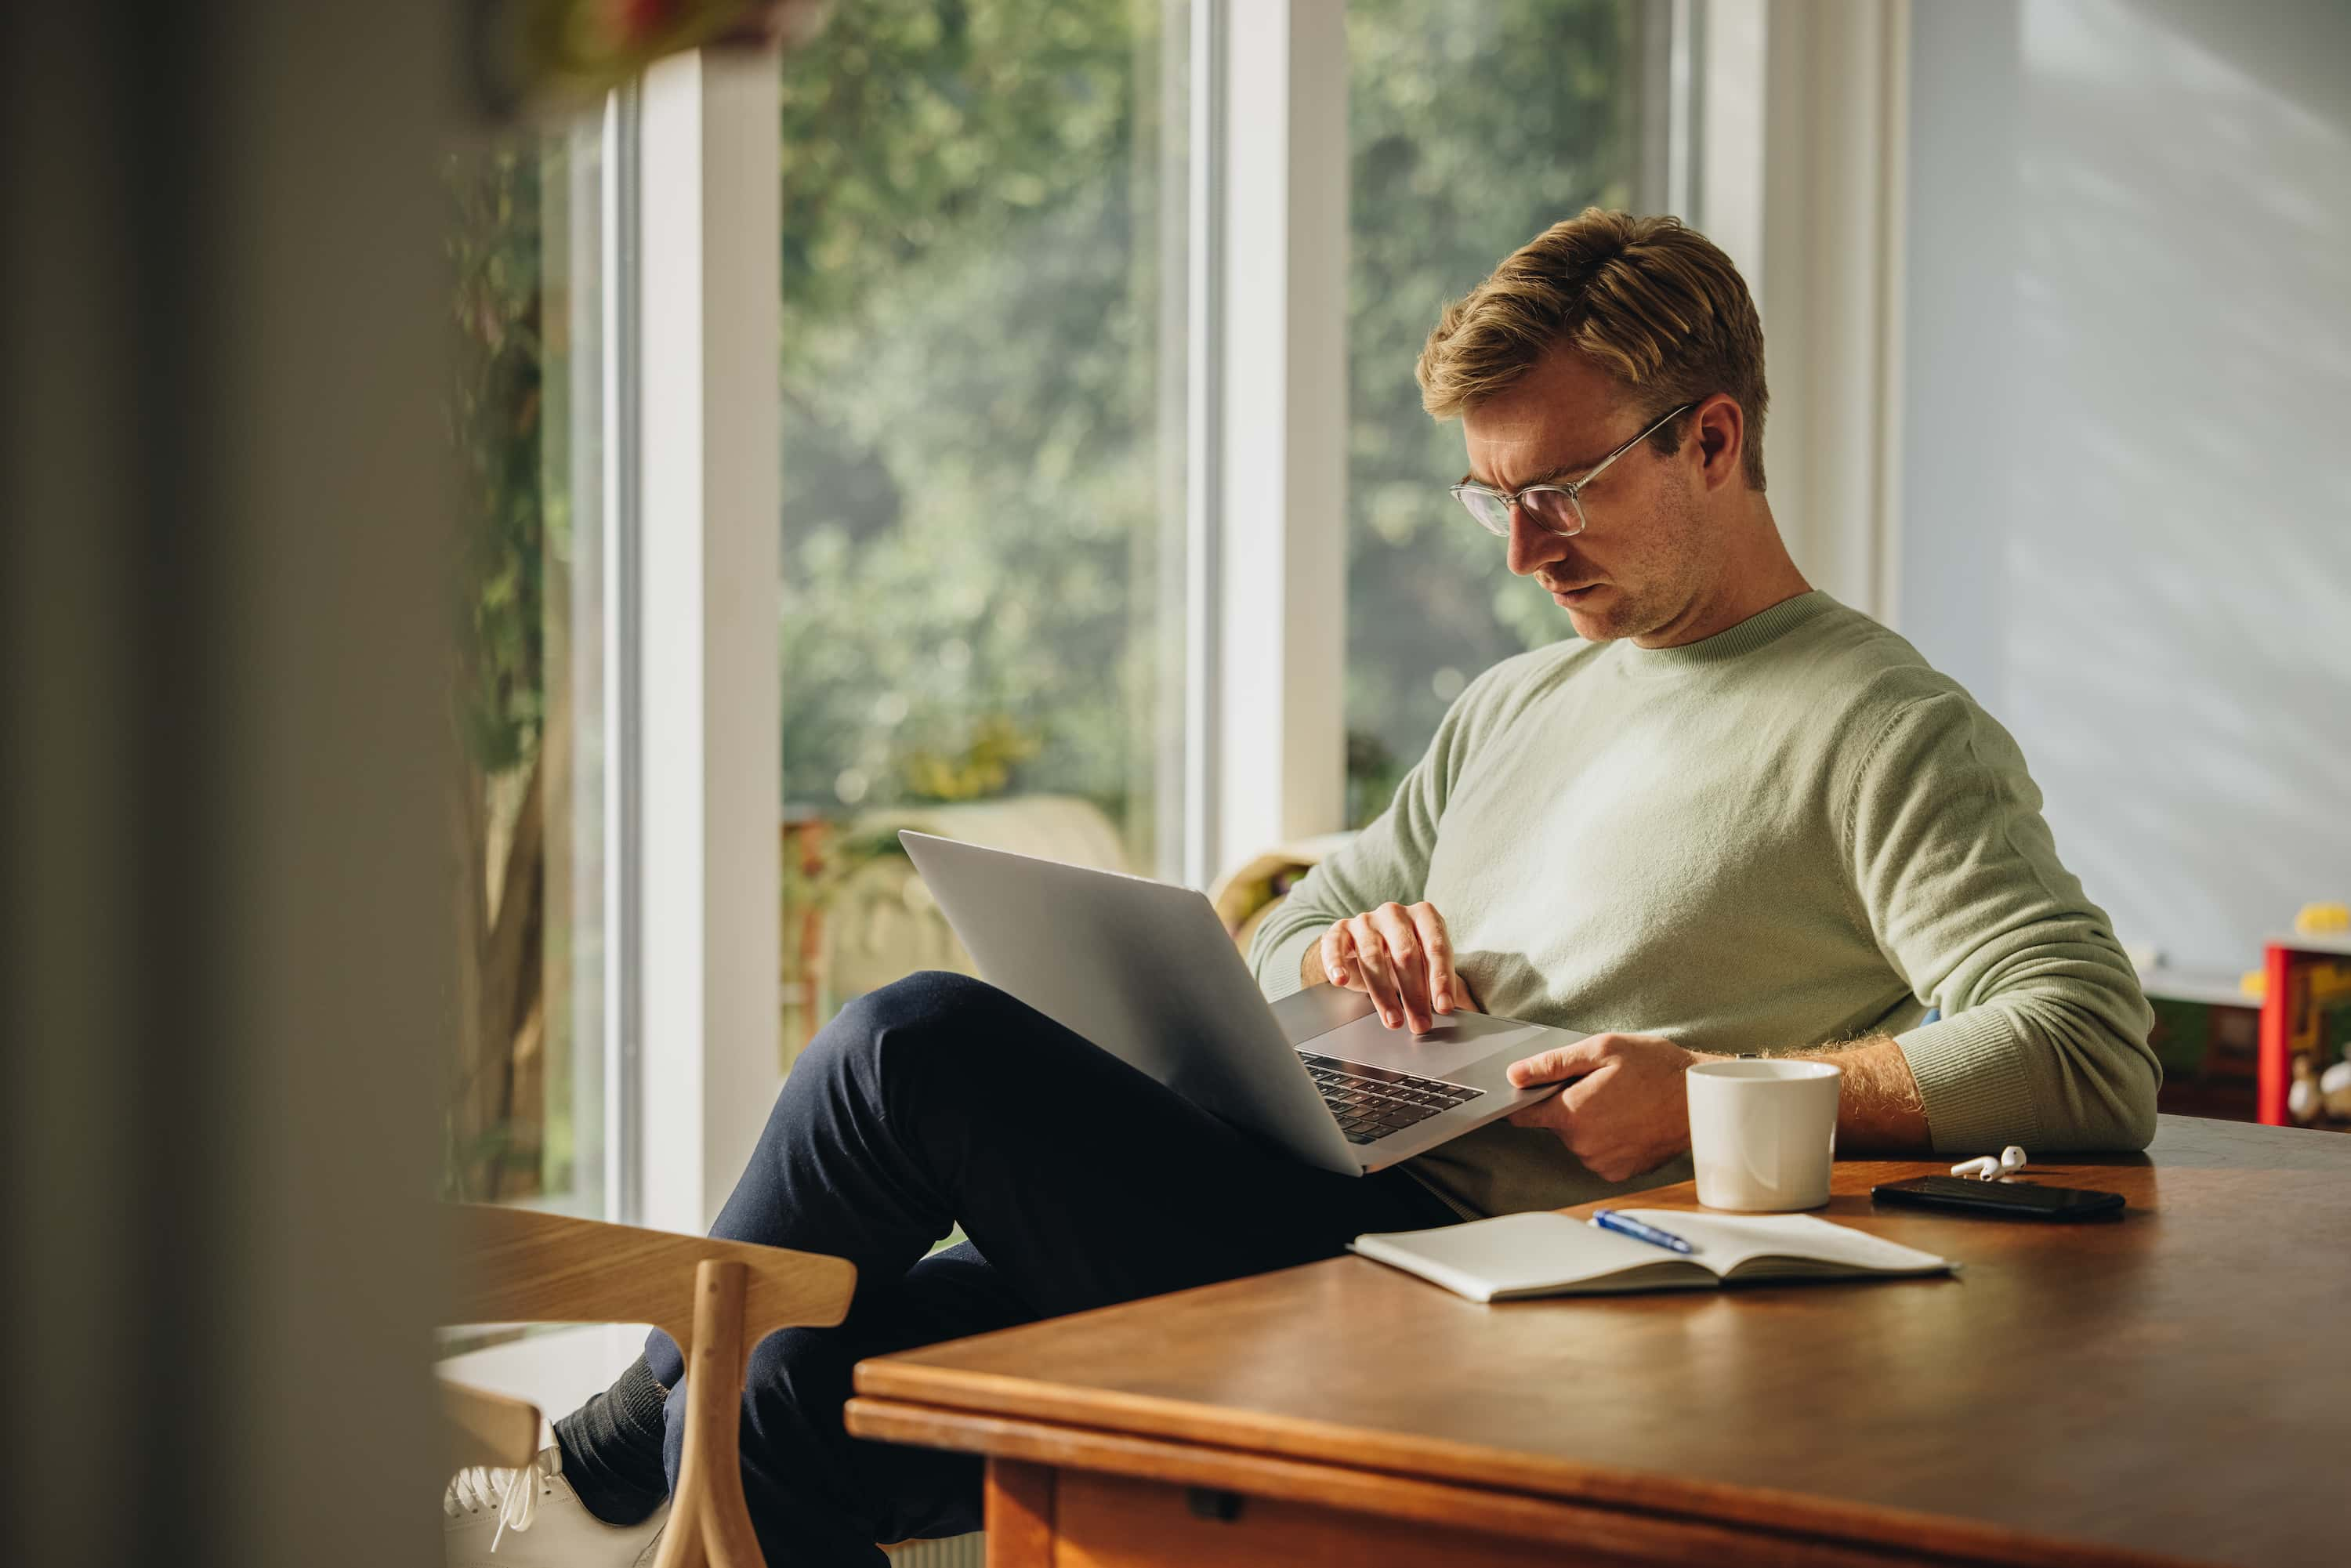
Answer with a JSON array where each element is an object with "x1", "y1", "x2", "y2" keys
[{"x1": 1592, "y1": 1208, "x2": 1697, "y2": 1255}]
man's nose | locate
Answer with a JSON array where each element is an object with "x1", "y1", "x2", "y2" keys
[{"x1": 1505, "y1": 505, "x2": 1571, "y2": 578}]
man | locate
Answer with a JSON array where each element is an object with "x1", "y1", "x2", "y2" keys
[{"x1": 444, "y1": 211, "x2": 2157, "y2": 1567}]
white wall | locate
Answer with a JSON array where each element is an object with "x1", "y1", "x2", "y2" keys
[{"x1": 1900, "y1": 0, "x2": 2351, "y2": 974}]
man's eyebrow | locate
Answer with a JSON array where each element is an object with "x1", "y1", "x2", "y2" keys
[{"x1": 1460, "y1": 450, "x2": 1611, "y2": 492}]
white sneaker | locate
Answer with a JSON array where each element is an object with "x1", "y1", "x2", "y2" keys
[{"x1": 443, "y1": 1443, "x2": 668, "y2": 1566}]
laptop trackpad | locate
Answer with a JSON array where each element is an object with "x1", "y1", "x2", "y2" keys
[{"x1": 1315, "y1": 1009, "x2": 1558, "y2": 1080}]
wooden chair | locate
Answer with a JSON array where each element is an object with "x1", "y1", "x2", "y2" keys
[
  {"x1": 440, "y1": 1204, "x2": 857, "y2": 1568},
  {"x1": 440, "y1": 1376, "x2": 543, "y2": 1472}
]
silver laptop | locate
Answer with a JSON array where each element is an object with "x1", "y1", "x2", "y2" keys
[{"x1": 898, "y1": 831, "x2": 1576, "y2": 1177}]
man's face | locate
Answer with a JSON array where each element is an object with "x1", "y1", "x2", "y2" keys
[{"x1": 1458, "y1": 348, "x2": 1704, "y2": 645}]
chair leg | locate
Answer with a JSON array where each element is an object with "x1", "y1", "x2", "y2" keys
[{"x1": 654, "y1": 1258, "x2": 766, "y2": 1568}]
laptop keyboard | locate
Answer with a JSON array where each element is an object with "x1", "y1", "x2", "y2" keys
[{"x1": 1298, "y1": 1051, "x2": 1484, "y2": 1145}]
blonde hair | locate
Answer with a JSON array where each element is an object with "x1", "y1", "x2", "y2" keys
[{"x1": 1416, "y1": 209, "x2": 1770, "y2": 490}]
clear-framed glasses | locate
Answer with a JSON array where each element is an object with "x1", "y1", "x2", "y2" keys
[{"x1": 1448, "y1": 401, "x2": 1696, "y2": 538}]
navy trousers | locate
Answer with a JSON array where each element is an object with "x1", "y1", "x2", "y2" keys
[{"x1": 643, "y1": 969, "x2": 1456, "y2": 1565}]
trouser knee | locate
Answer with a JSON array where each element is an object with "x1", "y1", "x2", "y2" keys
[
  {"x1": 838, "y1": 969, "x2": 1001, "y2": 1040},
  {"x1": 799, "y1": 969, "x2": 1009, "y2": 1102}
]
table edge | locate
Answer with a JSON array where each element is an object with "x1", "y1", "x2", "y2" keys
[{"x1": 844, "y1": 1382, "x2": 2204, "y2": 1568}]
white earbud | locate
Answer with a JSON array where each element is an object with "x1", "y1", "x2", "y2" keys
[{"x1": 1948, "y1": 1147, "x2": 2030, "y2": 1182}]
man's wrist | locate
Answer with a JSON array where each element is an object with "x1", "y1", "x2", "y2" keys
[{"x1": 1299, "y1": 930, "x2": 1327, "y2": 990}]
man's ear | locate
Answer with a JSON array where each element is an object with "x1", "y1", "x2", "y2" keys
[{"x1": 1691, "y1": 394, "x2": 1744, "y2": 491}]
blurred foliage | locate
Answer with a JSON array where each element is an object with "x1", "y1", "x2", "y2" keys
[
  {"x1": 776, "y1": 0, "x2": 1161, "y2": 829},
  {"x1": 1345, "y1": 0, "x2": 1636, "y2": 821},
  {"x1": 446, "y1": 142, "x2": 552, "y2": 779},
  {"x1": 444, "y1": 136, "x2": 572, "y2": 1204},
  {"x1": 900, "y1": 713, "x2": 1045, "y2": 802},
  {"x1": 773, "y1": 0, "x2": 1636, "y2": 838}
]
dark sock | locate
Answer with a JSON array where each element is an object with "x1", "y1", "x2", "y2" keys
[{"x1": 552, "y1": 1355, "x2": 672, "y2": 1526}]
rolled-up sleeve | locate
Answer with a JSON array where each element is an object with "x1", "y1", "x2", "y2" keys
[{"x1": 1844, "y1": 692, "x2": 2159, "y2": 1152}]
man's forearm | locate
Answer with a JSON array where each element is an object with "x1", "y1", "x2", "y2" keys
[
  {"x1": 1501, "y1": 1026, "x2": 1934, "y2": 1179},
  {"x1": 1779, "y1": 1034, "x2": 1930, "y2": 1151}
]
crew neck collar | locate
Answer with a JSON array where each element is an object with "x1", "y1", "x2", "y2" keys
[{"x1": 1616, "y1": 590, "x2": 1837, "y2": 672}]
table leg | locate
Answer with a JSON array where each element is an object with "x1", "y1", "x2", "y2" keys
[{"x1": 984, "y1": 1460, "x2": 1056, "y2": 1568}]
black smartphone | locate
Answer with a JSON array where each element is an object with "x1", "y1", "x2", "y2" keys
[{"x1": 1871, "y1": 1175, "x2": 2126, "y2": 1222}]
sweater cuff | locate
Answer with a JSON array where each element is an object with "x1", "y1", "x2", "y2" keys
[
  {"x1": 1256, "y1": 924, "x2": 1322, "y2": 1003},
  {"x1": 1895, "y1": 1006, "x2": 2044, "y2": 1153}
]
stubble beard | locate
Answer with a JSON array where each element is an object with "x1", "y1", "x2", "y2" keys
[{"x1": 1570, "y1": 474, "x2": 1706, "y2": 645}]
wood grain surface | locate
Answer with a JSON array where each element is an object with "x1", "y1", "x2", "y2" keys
[
  {"x1": 862, "y1": 1405, "x2": 1980, "y2": 1568},
  {"x1": 1049, "y1": 1468, "x2": 1668, "y2": 1568},
  {"x1": 445, "y1": 1202, "x2": 856, "y2": 1360},
  {"x1": 436, "y1": 1378, "x2": 542, "y2": 1470},
  {"x1": 848, "y1": 1117, "x2": 2350, "y2": 1567}
]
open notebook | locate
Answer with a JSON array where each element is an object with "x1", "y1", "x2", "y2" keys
[{"x1": 1349, "y1": 1210, "x2": 1956, "y2": 1302}]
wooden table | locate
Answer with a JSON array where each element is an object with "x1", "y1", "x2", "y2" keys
[{"x1": 846, "y1": 1117, "x2": 2349, "y2": 1566}]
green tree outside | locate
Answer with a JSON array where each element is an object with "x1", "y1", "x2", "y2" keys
[
  {"x1": 444, "y1": 0, "x2": 1642, "y2": 1175},
  {"x1": 771, "y1": 0, "x2": 1636, "y2": 836},
  {"x1": 1344, "y1": 0, "x2": 1636, "y2": 821}
]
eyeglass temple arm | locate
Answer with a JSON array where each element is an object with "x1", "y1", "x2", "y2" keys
[
  {"x1": 1455, "y1": 400, "x2": 1697, "y2": 503},
  {"x1": 1574, "y1": 401, "x2": 1696, "y2": 492}
]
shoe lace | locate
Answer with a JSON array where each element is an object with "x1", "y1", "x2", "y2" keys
[{"x1": 443, "y1": 1446, "x2": 557, "y2": 1552}]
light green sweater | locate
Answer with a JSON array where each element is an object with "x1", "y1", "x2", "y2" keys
[{"x1": 1249, "y1": 592, "x2": 2158, "y2": 1219}]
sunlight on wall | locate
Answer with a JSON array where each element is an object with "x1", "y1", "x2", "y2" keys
[{"x1": 1901, "y1": 0, "x2": 2351, "y2": 974}]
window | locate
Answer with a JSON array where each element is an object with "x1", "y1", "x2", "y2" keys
[
  {"x1": 773, "y1": 1, "x2": 1184, "y2": 1056},
  {"x1": 1343, "y1": 0, "x2": 1642, "y2": 824},
  {"x1": 430, "y1": 6, "x2": 1668, "y2": 1204},
  {"x1": 442, "y1": 117, "x2": 611, "y2": 1213}
]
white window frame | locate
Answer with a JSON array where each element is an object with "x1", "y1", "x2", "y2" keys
[
  {"x1": 633, "y1": 45, "x2": 786, "y2": 1237},
  {"x1": 1186, "y1": 0, "x2": 1349, "y2": 888},
  {"x1": 600, "y1": 80, "x2": 644, "y2": 1228},
  {"x1": 1696, "y1": 0, "x2": 1911, "y2": 623},
  {"x1": 447, "y1": 43, "x2": 786, "y2": 1403}
]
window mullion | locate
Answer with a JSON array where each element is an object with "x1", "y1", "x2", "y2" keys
[
  {"x1": 600, "y1": 81, "x2": 644, "y2": 1227},
  {"x1": 1203, "y1": 0, "x2": 1349, "y2": 885},
  {"x1": 633, "y1": 46, "x2": 784, "y2": 1234}
]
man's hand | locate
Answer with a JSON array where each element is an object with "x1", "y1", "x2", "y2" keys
[
  {"x1": 1311, "y1": 903, "x2": 1479, "y2": 1034},
  {"x1": 1504, "y1": 1032, "x2": 1705, "y2": 1183}
]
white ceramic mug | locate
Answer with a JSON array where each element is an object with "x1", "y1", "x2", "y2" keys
[{"x1": 1686, "y1": 1059, "x2": 1843, "y2": 1211}]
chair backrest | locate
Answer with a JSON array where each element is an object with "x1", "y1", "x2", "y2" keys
[
  {"x1": 446, "y1": 1204, "x2": 856, "y2": 1352},
  {"x1": 441, "y1": 1378, "x2": 543, "y2": 1470},
  {"x1": 440, "y1": 1205, "x2": 858, "y2": 1568}
]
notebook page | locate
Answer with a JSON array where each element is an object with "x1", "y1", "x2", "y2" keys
[
  {"x1": 1611, "y1": 1211, "x2": 1953, "y2": 1277},
  {"x1": 1350, "y1": 1211, "x2": 1715, "y2": 1302}
]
